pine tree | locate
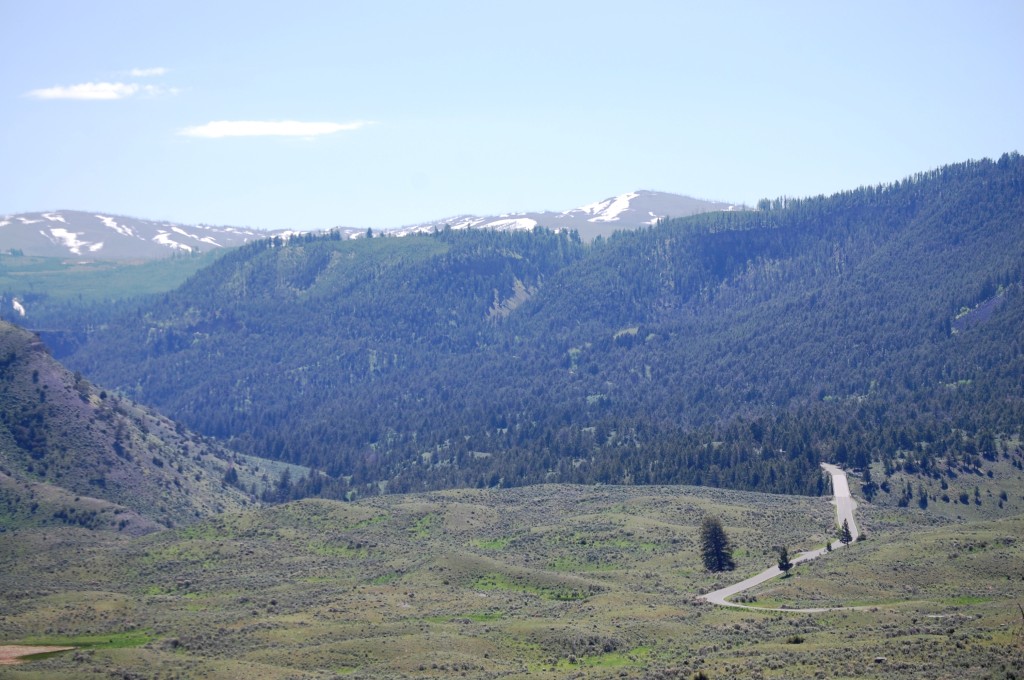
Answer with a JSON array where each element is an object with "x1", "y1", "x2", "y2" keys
[
  {"x1": 839, "y1": 518, "x2": 853, "y2": 546},
  {"x1": 778, "y1": 546, "x2": 793, "y2": 574},
  {"x1": 699, "y1": 516, "x2": 735, "y2": 572}
]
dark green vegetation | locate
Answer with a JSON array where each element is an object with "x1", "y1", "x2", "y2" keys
[
  {"x1": 1, "y1": 483, "x2": 1022, "y2": 678},
  {"x1": 699, "y1": 516, "x2": 735, "y2": 572},
  {"x1": 0, "y1": 321, "x2": 262, "y2": 529},
  {"x1": 33, "y1": 154, "x2": 1024, "y2": 506},
  {"x1": 777, "y1": 547, "x2": 793, "y2": 575},
  {"x1": 839, "y1": 520, "x2": 853, "y2": 546}
]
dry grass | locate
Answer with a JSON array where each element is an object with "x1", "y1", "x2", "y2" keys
[{"x1": 1, "y1": 482, "x2": 1022, "y2": 678}]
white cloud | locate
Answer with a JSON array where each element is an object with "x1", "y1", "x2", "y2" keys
[
  {"x1": 142, "y1": 84, "x2": 179, "y2": 96},
  {"x1": 26, "y1": 80, "x2": 178, "y2": 100},
  {"x1": 130, "y1": 67, "x2": 169, "y2": 77},
  {"x1": 27, "y1": 82, "x2": 140, "y2": 100},
  {"x1": 179, "y1": 120, "x2": 374, "y2": 139}
]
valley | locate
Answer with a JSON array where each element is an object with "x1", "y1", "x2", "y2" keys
[{"x1": 1, "y1": 155, "x2": 1023, "y2": 678}]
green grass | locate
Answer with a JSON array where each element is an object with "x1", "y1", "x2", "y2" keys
[
  {"x1": 1, "y1": 482, "x2": 1022, "y2": 678},
  {"x1": 551, "y1": 645, "x2": 652, "y2": 670},
  {"x1": 369, "y1": 572, "x2": 402, "y2": 585},
  {"x1": 464, "y1": 610, "x2": 504, "y2": 622},
  {"x1": 0, "y1": 251, "x2": 222, "y2": 303},
  {"x1": 409, "y1": 512, "x2": 439, "y2": 538},
  {"x1": 470, "y1": 536, "x2": 512, "y2": 550},
  {"x1": 473, "y1": 572, "x2": 590, "y2": 601},
  {"x1": 15, "y1": 630, "x2": 152, "y2": 650}
]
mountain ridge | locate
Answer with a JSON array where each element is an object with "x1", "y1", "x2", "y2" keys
[
  {"x1": 0, "y1": 320, "x2": 261, "y2": 529},
  {"x1": 0, "y1": 210, "x2": 294, "y2": 260},
  {"x1": 0, "y1": 191, "x2": 740, "y2": 260},
  {"x1": 41, "y1": 154, "x2": 1024, "y2": 500},
  {"x1": 388, "y1": 190, "x2": 743, "y2": 241}
]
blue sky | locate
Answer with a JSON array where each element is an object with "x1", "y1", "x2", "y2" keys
[{"x1": 2, "y1": 1, "x2": 1022, "y2": 231}]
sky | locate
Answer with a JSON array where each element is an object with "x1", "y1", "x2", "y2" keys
[{"x1": 2, "y1": 1, "x2": 1023, "y2": 232}]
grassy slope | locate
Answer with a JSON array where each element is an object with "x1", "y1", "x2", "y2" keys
[
  {"x1": 0, "y1": 251, "x2": 222, "y2": 305},
  {"x1": 0, "y1": 321, "x2": 258, "y2": 529},
  {"x1": 1, "y1": 481, "x2": 1021, "y2": 679}
]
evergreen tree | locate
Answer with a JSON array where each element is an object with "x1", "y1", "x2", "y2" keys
[
  {"x1": 778, "y1": 546, "x2": 793, "y2": 574},
  {"x1": 699, "y1": 516, "x2": 735, "y2": 572},
  {"x1": 839, "y1": 518, "x2": 853, "y2": 546}
]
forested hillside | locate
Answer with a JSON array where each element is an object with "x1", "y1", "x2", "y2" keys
[{"x1": 38, "y1": 154, "x2": 1024, "y2": 500}]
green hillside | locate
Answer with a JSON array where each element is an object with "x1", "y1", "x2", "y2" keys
[
  {"x1": 0, "y1": 250, "x2": 222, "y2": 306},
  {"x1": 1, "y1": 483, "x2": 1021, "y2": 678},
  {"x1": 36, "y1": 154, "x2": 1024, "y2": 504}
]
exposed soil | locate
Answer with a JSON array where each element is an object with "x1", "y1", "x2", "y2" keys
[{"x1": 0, "y1": 645, "x2": 76, "y2": 665}]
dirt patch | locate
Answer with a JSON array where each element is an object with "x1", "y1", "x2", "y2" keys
[{"x1": 0, "y1": 645, "x2": 76, "y2": 665}]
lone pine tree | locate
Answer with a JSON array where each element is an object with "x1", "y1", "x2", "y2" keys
[
  {"x1": 839, "y1": 518, "x2": 853, "y2": 546},
  {"x1": 778, "y1": 546, "x2": 794, "y2": 574},
  {"x1": 699, "y1": 516, "x2": 735, "y2": 572}
]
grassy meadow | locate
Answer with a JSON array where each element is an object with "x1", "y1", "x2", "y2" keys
[
  {"x1": 0, "y1": 251, "x2": 222, "y2": 305},
  {"x1": 2, "y1": 482, "x2": 1022, "y2": 678}
]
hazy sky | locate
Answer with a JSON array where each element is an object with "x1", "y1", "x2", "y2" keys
[{"x1": 2, "y1": 1, "x2": 1022, "y2": 231}]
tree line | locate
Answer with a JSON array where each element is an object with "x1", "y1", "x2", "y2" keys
[{"x1": 19, "y1": 153, "x2": 1024, "y2": 502}]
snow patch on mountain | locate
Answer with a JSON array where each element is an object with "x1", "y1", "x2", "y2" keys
[
  {"x1": 153, "y1": 232, "x2": 194, "y2": 252},
  {"x1": 385, "y1": 190, "x2": 742, "y2": 242},
  {"x1": 449, "y1": 217, "x2": 488, "y2": 230},
  {"x1": 171, "y1": 226, "x2": 222, "y2": 246},
  {"x1": 96, "y1": 215, "x2": 138, "y2": 238},
  {"x1": 1, "y1": 210, "x2": 297, "y2": 260},
  {"x1": 46, "y1": 228, "x2": 91, "y2": 255},
  {"x1": 11, "y1": 299, "x2": 26, "y2": 317},
  {"x1": 487, "y1": 217, "x2": 537, "y2": 231},
  {"x1": 572, "y1": 192, "x2": 639, "y2": 222}
]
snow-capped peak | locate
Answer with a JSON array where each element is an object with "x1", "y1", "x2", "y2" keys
[
  {"x1": 568, "y1": 192, "x2": 640, "y2": 222},
  {"x1": 0, "y1": 210, "x2": 293, "y2": 260}
]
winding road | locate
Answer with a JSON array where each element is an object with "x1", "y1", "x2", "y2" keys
[{"x1": 699, "y1": 462, "x2": 860, "y2": 611}]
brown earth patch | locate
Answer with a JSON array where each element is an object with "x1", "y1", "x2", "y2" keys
[{"x1": 0, "y1": 645, "x2": 76, "y2": 665}]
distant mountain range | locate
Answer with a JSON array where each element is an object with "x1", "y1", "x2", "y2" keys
[
  {"x1": 0, "y1": 210, "x2": 290, "y2": 260},
  {"x1": 388, "y1": 191, "x2": 743, "y2": 241},
  {"x1": 1, "y1": 192, "x2": 741, "y2": 260}
]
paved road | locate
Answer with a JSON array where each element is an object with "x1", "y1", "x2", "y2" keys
[
  {"x1": 699, "y1": 463, "x2": 859, "y2": 611},
  {"x1": 822, "y1": 462, "x2": 859, "y2": 542}
]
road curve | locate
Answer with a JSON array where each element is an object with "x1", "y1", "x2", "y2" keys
[{"x1": 699, "y1": 463, "x2": 860, "y2": 611}]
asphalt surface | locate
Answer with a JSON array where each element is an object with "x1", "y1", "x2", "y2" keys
[{"x1": 699, "y1": 463, "x2": 860, "y2": 610}]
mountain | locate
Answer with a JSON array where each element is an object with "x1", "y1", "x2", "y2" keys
[
  {"x1": 30, "y1": 154, "x2": 1024, "y2": 501},
  {"x1": 0, "y1": 320, "x2": 264, "y2": 530},
  {"x1": 0, "y1": 210, "x2": 297, "y2": 260},
  {"x1": 389, "y1": 190, "x2": 743, "y2": 241},
  {"x1": 0, "y1": 192, "x2": 738, "y2": 261}
]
